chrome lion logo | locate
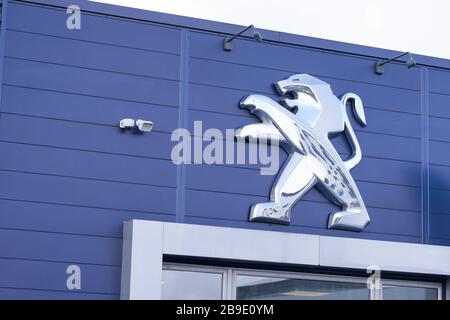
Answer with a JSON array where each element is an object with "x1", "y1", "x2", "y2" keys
[{"x1": 236, "y1": 74, "x2": 370, "y2": 231}]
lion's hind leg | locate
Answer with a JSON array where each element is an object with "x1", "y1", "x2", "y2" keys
[
  {"x1": 328, "y1": 207, "x2": 370, "y2": 231},
  {"x1": 317, "y1": 167, "x2": 370, "y2": 231}
]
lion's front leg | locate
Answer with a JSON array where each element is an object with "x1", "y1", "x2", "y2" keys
[
  {"x1": 250, "y1": 153, "x2": 316, "y2": 224},
  {"x1": 235, "y1": 123, "x2": 286, "y2": 143},
  {"x1": 240, "y1": 94, "x2": 307, "y2": 155}
]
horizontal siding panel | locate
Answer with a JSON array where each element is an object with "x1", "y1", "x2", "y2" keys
[
  {"x1": 430, "y1": 214, "x2": 450, "y2": 240},
  {"x1": 184, "y1": 216, "x2": 421, "y2": 244},
  {"x1": 290, "y1": 202, "x2": 420, "y2": 236},
  {"x1": 7, "y1": 2, "x2": 181, "y2": 54},
  {"x1": 5, "y1": 30, "x2": 180, "y2": 80},
  {"x1": 430, "y1": 116, "x2": 450, "y2": 142},
  {"x1": 190, "y1": 57, "x2": 289, "y2": 95},
  {"x1": 185, "y1": 189, "x2": 420, "y2": 237},
  {"x1": 430, "y1": 140, "x2": 450, "y2": 166},
  {"x1": 319, "y1": 131, "x2": 418, "y2": 163},
  {"x1": 429, "y1": 93, "x2": 450, "y2": 119},
  {"x1": 1, "y1": 113, "x2": 419, "y2": 165},
  {"x1": 3, "y1": 58, "x2": 179, "y2": 107},
  {"x1": 189, "y1": 84, "x2": 279, "y2": 116},
  {"x1": 348, "y1": 108, "x2": 420, "y2": 139},
  {"x1": 0, "y1": 142, "x2": 177, "y2": 187},
  {"x1": 188, "y1": 107, "x2": 421, "y2": 140},
  {"x1": 351, "y1": 158, "x2": 421, "y2": 187},
  {"x1": 430, "y1": 165, "x2": 450, "y2": 191},
  {"x1": 0, "y1": 229, "x2": 122, "y2": 265},
  {"x1": 2, "y1": 85, "x2": 179, "y2": 133},
  {"x1": 0, "y1": 170, "x2": 176, "y2": 215},
  {"x1": 186, "y1": 169, "x2": 421, "y2": 212},
  {"x1": 430, "y1": 189, "x2": 450, "y2": 214},
  {"x1": 186, "y1": 157, "x2": 420, "y2": 195},
  {"x1": 348, "y1": 182, "x2": 420, "y2": 211},
  {"x1": 187, "y1": 166, "x2": 271, "y2": 198},
  {"x1": 0, "y1": 199, "x2": 174, "y2": 238},
  {"x1": 314, "y1": 205, "x2": 419, "y2": 237},
  {"x1": 190, "y1": 31, "x2": 421, "y2": 91},
  {"x1": 0, "y1": 114, "x2": 174, "y2": 160},
  {"x1": 429, "y1": 68, "x2": 450, "y2": 95},
  {"x1": 183, "y1": 154, "x2": 420, "y2": 187},
  {"x1": 0, "y1": 258, "x2": 120, "y2": 295},
  {"x1": 0, "y1": 288, "x2": 118, "y2": 300},
  {"x1": 182, "y1": 130, "x2": 420, "y2": 165},
  {"x1": 189, "y1": 80, "x2": 420, "y2": 116}
]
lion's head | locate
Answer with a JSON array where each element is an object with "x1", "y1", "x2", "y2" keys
[{"x1": 274, "y1": 74, "x2": 343, "y2": 130}]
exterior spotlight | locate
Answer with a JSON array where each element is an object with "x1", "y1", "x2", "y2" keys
[
  {"x1": 136, "y1": 119, "x2": 154, "y2": 132},
  {"x1": 406, "y1": 55, "x2": 417, "y2": 68},
  {"x1": 223, "y1": 24, "x2": 263, "y2": 51},
  {"x1": 374, "y1": 51, "x2": 416, "y2": 75},
  {"x1": 253, "y1": 31, "x2": 263, "y2": 42}
]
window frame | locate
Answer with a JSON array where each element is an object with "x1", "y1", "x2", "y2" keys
[
  {"x1": 162, "y1": 263, "x2": 229, "y2": 300},
  {"x1": 161, "y1": 263, "x2": 442, "y2": 300},
  {"x1": 381, "y1": 278, "x2": 442, "y2": 300},
  {"x1": 231, "y1": 267, "x2": 372, "y2": 300},
  {"x1": 121, "y1": 220, "x2": 450, "y2": 300}
]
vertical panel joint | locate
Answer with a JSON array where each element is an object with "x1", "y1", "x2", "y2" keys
[
  {"x1": 421, "y1": 67, "x2": 430, "y2": 244},
  {"x1": 0, "y1": 0, "x2": 8, "y2": 114},
  {"x1": 176, "y1": 29, "x2": 190, "y2": 223}
]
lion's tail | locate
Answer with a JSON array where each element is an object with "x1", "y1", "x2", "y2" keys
[{"x1": 340, "y1": 93, "x2": 367, "y2": 170}]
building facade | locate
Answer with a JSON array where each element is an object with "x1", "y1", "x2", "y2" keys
[{"x1": 0, "y1": 0, "x2": 449, "y2": 299}]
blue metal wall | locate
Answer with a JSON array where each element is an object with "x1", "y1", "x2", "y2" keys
[
  {"x1": 0, "y1": 0, "x2": 449, "y2": 298},
  {"x1": 429, "y1": 69, "x2": 450, "y2": 246}
]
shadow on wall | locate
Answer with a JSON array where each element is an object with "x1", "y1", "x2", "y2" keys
[{"x1": 429, "y1": 169, "x2": 450, "y2": 244}]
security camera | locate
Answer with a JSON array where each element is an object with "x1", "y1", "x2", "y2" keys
[
  {"x1": 136, "y1": 119, "x2": 154, "y2": 132},
  {"x1": 119, "y1": 118, "x2": 135, "y2": 129}
]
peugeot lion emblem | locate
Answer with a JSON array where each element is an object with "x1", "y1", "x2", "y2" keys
[{"x1": 237, "y1": 74, "x2": 370, "y2": 231}]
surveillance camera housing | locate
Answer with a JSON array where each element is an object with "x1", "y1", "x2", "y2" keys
[
  {"x1": 119, "y1": 118, "x2": 135, "y2": 129},
  {"x1": 136, "y1": 119, "x2": 154, "y2": 132}
]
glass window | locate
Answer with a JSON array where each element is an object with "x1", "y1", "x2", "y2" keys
[
  {"x1": 382, "y1": 285, "x2": 439, "y2": 300},
  {"x1": 235, "y1": 275, "x2": 370, "y2": 300},
  {"x1": 160, "y1": 264, "x2": 442, "y2": 300},
  {"x1": 161, "y1": 268, "x2": 223, "y2": 300}
]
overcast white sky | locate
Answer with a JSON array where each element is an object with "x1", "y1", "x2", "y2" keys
[{"x1": 91, "y1": 0, "x2": 450, "y2": 60}]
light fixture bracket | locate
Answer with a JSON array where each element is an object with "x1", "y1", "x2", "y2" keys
[
  {"x1": 223, "y1": 24, "x2": 262, "y2": 51},
  {"x1": 374, "y1": 51, "x2": 416, "y2": 75}
]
